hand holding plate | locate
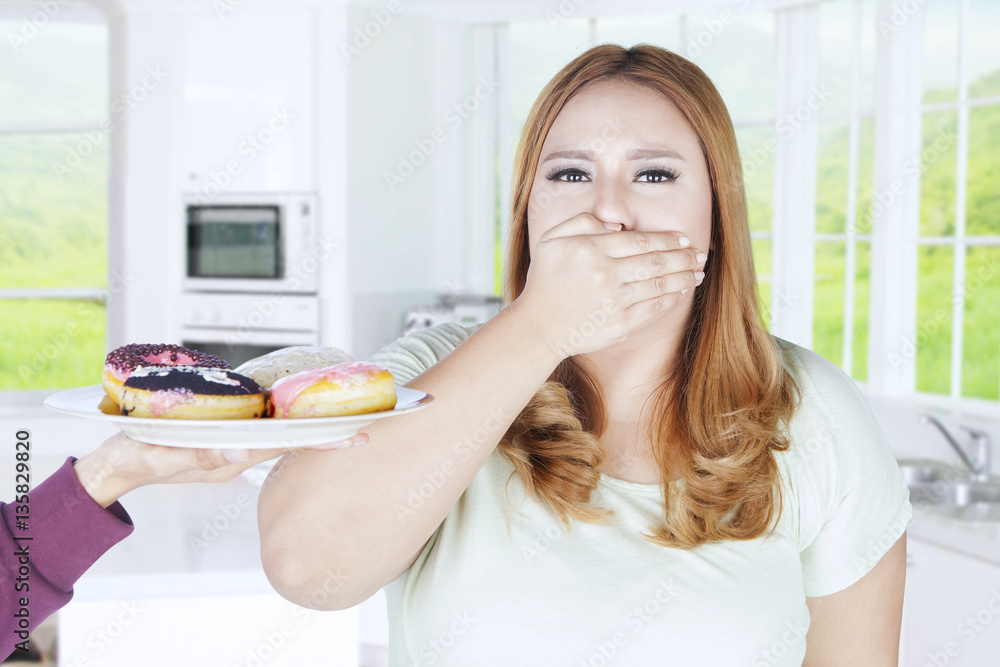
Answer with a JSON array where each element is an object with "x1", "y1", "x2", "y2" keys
[{"x1": 72, "y1": 432, "x2": 367, "y2": 508}]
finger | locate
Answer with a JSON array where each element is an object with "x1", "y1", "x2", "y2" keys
[
  {"x1": 600, "y1": 230, "x2": 697, "y2": 259},
  {"x1": 621, "y1": 271, "x2": 700, "y2": 305},
  {"x1": 162, "y1": 446, "x2": 236, "y2": 474},
  {"x1": 133, "y1": 445, "x2": 283, "y2": 487},
  {"x1": 244, "y1": 447, "x2": 294, "y2": 465},
  {"x1": 623, "y1": 289, "x2": 689, "y2": 329},
  {"x1": 206, "y1": 447, "x2": 282, "y2": 470},
  {"x1": 223, "y1": 448, "x2": 251, "y2": 464},
  {"x1": 302, "y1": 432, "x2": 368, "y2": 451},
  {"x1": 616, "y1": 247, "x2": 705, "y2": 284},
  {"x1": 538, "y1": 212, "x2": 619, "y2": 241}
]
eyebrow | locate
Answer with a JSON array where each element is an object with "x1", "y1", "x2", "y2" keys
[{"x1": 541, "y1": 147, "x2": 686, "y2": 163}]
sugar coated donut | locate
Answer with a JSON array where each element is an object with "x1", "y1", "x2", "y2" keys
[
  {"x1": 234, "y1": 346, "x2": 354, "y2": 391},
  {"x1": 120, "y1": 366, "x2": 264, "y2": 419},
  {"x1": 269, "y1": 361, "x2": 396, "y2": 419},
  {"x1": 103, "y1": 343, "x2": 230, "y2": 407}
]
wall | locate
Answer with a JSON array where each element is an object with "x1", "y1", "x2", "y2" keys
[
  {"x1": 104, "y1": 0, "x2": 472, "y2": 361},
  {"x1": 346, "y1": 6, "x2": 469, "y2": 358},
  {"x1": 108, "y1": 5, "x2": 185, "y2": 349},
  {"x1": 867, "y1": 393, "x2": 999, "y2": 478}
]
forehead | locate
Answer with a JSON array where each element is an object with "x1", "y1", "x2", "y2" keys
[{"x1": 542, "y1": 78, "x2": 698, "y2": 150}]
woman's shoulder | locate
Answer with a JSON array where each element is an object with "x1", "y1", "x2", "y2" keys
[
  {"x1": 366, "y1": 321, "x2": 484, "y2": 384},
  {"x1": 767, "y1": 333, "x2": 897, "y2": 505},
  {"x1": 767, "y1": 336, "x2": 911, "y2": 596},
  {"x1": 772, "y1": 335, "x2": 851, "y2": 389},
  {"x1": 770, "y1": 334, "x2": 870, "y2": 422}
]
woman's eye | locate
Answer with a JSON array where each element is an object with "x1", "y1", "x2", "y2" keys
[
  {"x1": 636, "y1": 168, "x2": 680, "y2": 183},
  {"x1": 545, "y1": 168, "x2": 589, "y2": 183}
]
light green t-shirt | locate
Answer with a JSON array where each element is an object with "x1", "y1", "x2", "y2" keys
[{"x1": 367, "y1": 322, "x2": 912, "y2": 666}]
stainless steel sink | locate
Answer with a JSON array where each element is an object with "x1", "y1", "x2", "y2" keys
[
  {"x1": 951, "y1": 480, "x2": 1000, "y2": 505},
  {"x1": 896, "y1": 458, "x2": 964, "y2": 505},
  {"x1": 897, "y1": 458, "x2": 1000, "y2": 521},
  {"x1": 897, "y1": 458, "x2": 962, "y2": 483},
  {"x1": 930, "y1": 481, "x2": 1000, "y2": 521}
]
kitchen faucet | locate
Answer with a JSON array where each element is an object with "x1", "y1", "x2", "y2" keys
[{"x1": 919, "y1": 413, "x2": 993, "y2": 483}]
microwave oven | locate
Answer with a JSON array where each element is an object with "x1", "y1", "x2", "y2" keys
[{"x1": 183, "y1": 193, "x2": 319, "y2": 293}]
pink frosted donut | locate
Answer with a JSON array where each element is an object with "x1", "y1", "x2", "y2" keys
[
  {"x1": 269, "y1": 361, "x2": 396, "y2": 418},
  {"x1": 103, "y1": 343, "x2": 230, "y2": 407}
]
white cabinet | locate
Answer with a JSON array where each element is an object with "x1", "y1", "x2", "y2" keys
[
  {"x1": 61, "y1": 571, "x2": 359, "y2": 666},
  {"x1": 901, "y1": 535, "x2": 1000, "y2": 666},
  {"x1": 180, "y1": 7, "x2": 315, "y2": 193}
]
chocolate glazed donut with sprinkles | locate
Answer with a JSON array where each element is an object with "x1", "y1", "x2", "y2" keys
[{"x1": 102, "y1": 343, "x2": 231, "y2": 407}]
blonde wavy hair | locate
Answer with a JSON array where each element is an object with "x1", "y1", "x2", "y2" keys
[{"x1": 497, "y1": 44, "x2": 801, "y2": 549}]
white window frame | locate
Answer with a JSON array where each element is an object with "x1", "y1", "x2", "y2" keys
[
  {"x1": 0, "y1": 5, "x2": 109, "y2": 302},
  {"x1": 787, "y1": 0, "x2": 875, "y2": 380},
  {"x1": 470, "y1": 0, "x2": 999, "y2": 412},
  {"x1": 0, "y1": 0, "x2": 115, "y2": 402},
  {"x1": 772, "y1": 4, "x2": 820, "y2": 349},
  {"x1": 910, "y1": 0, "x2": 1000, "y2": 410}
]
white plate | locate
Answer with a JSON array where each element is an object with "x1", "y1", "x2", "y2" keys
[{"x1": 43, "y1": 385, "x2": 433, "y2": 449}]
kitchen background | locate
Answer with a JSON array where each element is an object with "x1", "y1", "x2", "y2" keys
[{"x1": 0, "y1": 0, "x2": 998, "y2": 665}]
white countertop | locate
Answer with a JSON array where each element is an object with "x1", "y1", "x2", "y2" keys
[{"x1": 907, "y1": 507, "x2": 1000, "y2": 565}]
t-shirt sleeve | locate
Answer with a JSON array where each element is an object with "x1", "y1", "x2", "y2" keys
[
  {"x1": 366, "y1": 322, "x2": 481, "y2": 385},
  {"x1": 780, "y1": 341, "x2": 913, "y2": 598}
]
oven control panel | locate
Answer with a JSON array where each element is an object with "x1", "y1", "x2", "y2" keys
[{"x1": 178, "y1": 293, "x2": 318, "y2": 332}]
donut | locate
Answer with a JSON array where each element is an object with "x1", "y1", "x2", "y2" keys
[
  {"x1": 120, "y1": 366, "x2": 264, "y2": 419},
  {"x1": 234, "y1": 346, "x2": 354, "y2": 391},
  {"x1": 269, "y1": 361, "x2": 396, "y2": 419},
  {"x1": 103, "y1": 343, "x2": 230, "y2": 407}
]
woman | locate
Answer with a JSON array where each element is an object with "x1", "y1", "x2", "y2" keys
[{"x1": 258, "y1": 44, "x2": 911, "y2": 665}]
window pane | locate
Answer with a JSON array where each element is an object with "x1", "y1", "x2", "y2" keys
[
  {"x1": 595, "y1": 16, "x2": 680, "y2": 52},
  {"x1": 816, "y1": 121, "x2": 849, "y2": 234},
  {"x1": 915, "y1": 245, "x2": 954, "y2": 395},
  {"x1": 818, "y1": 0, "x2": 853, "y2": 118},
  {"x1": 852, "y1": 240, "x2": 870, "y2": 382},
  {"x1": 814, "y1": 241, "x2": 845, "y2": 368},
  {"x1": 918, "y1": 110, "x2": 958, "y2": 237},
  {"x1": 923, "y1": 0, "x2": 959, "y2": 104},
  {"x1": 858, "y1": 0, "x2": 877, "y2": 115},
  {"x1": 962, "y1": 246, "x2": 1000, "y2": 400},
  {"x1": 0, "y1": 133, "x2": 107, "y2": 288},
  {"x1": 966, "y1": 104, "x2": 1000, "y2": 236},
  {"x1": 970, "y1": 0, "x2": 1000, "y2": 99},
  {"x1": 0, "y1": 6, "x2": 108, "y2": 125},
  {"x1": 736, "y1": 126, "x2": 774, "y2": 234},
  {"x1": 684, "y1": 12, "x2": 775, "y2": 121},
  {"x1": 508, "y1": 19, "x2": 592, "y2": 135},
  {"x1": 818, "y1": 0, "x2": 877, "y2": 118},
  {"x1": 854, "y1": 116, "x2": 874, "y2": 234},
  {"x1": 753, "y1": 237, "x2": 772, "y2": 330},
  {"x1": 0, "y1": 299, "x2": 105, "y2": 390}
]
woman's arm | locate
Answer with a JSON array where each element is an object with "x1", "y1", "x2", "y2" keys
[
  {"x1": 256, "y1": 302, "x2": 563, "y2": 609},
  {"x1": 802, "y1": 533, "x2": 907, "y2": 665},
  {"x1": 256, "y1": 215, "x2": 699, "y2": 610}
]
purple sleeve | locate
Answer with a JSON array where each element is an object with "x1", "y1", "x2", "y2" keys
[{"x1": 1, "y1": 456, "x2": 134, "y2": 660}]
